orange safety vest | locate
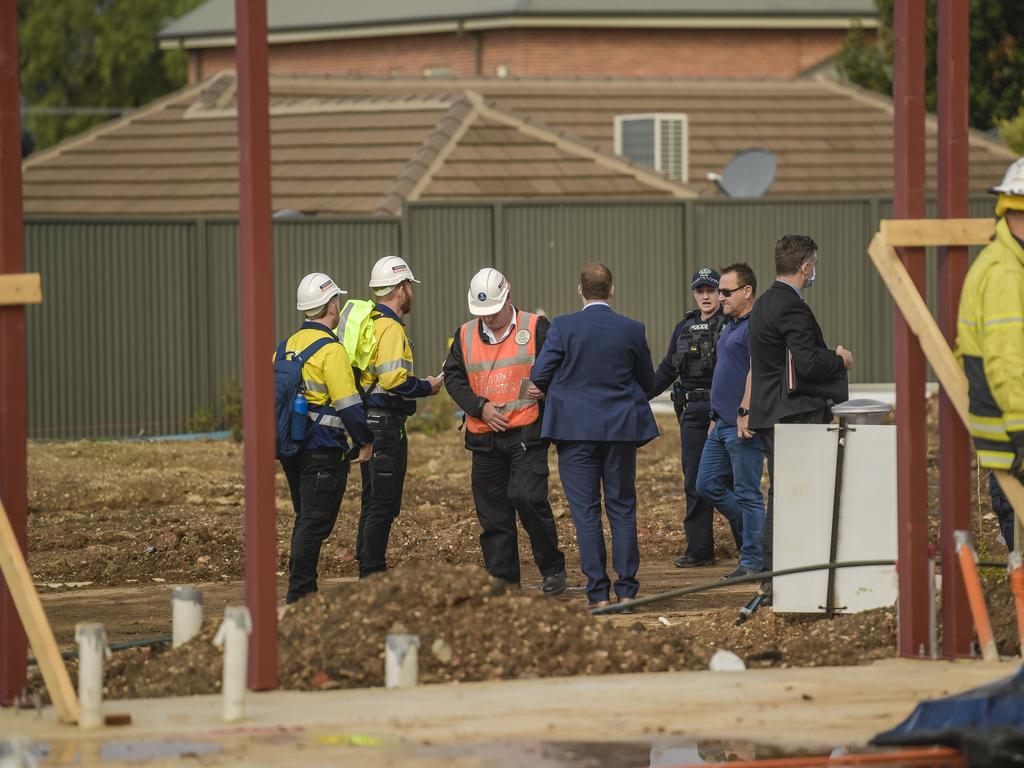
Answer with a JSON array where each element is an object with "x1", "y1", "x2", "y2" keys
[{"x1": 460, "y1": 311, "x2": 540, "y2": 434}]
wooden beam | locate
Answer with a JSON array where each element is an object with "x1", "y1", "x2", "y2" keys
[
  {"x1": 880, "y1": 218, "x2": 995, "y2": 248},
  {"x1": 0, "y1": 274, "x2": 42, "y2": 306},
  {"x1": 0, "y1": 499, "x2": 78, "y2": 723},
  {"x1": 867, "y1": 233, "x2": 969, "y2": 422}
]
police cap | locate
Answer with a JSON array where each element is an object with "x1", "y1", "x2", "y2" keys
[{"x1": 691, "y1": 267, "x2": 720, "y2": 290}]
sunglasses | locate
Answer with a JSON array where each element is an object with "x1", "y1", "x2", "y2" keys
[{"x1": 718, "y1": 285, "x2": 749, "y2": 297}]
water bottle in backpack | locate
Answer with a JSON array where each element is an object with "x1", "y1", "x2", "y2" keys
[{"x1": 291, "y1": 392, "x2": 309, "y2": 441}]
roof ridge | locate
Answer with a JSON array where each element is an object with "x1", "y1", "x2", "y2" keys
[
  {"x1": 22, "y1": 72, "x2": 232, "y2": 171},
  {"x1": 375, "y1": 95, "x2": 479, "y2": 216},
  {"x1": 465, "y1": 92, "x2": 697, "y2": 198},
  {"x1": 812, "y1": 74, "x2": 1017, "y2": 160}
]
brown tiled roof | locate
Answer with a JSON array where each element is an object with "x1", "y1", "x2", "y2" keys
[{"x1": 22, "y1": 73, "x2": 1015, "y2": 217}]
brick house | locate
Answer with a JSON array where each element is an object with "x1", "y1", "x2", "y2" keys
[{"x1": 158, "y1": 1, "x2": 878, "y2": 83}]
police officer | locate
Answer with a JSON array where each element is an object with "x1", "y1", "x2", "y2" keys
[
  {"x1": 356, "y1": 256, "x2": 444, "y2": 578},
  {"x1": 649, "y1": 267, "x2": 738, "y2": 567}
]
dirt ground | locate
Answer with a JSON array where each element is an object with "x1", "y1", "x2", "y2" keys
[{"x1": 22, "y1": 400, "x2": 1016, "y2": 700}]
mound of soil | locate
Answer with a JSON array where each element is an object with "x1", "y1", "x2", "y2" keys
[{"x1": 82, "y1": 564, "x2": 896, "y2": 700}]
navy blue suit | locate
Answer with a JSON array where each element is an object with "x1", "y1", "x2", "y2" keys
[{"x1": 531, "y1": 303, "x2": 659, "y2": 602}]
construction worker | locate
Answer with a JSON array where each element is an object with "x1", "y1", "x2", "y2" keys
[
  {"x1": 356, "y1": 256, "x2": 443, "y2": 577},
  {"x1": 277, "y1": 273, "x2": 373, "y2": 604},
  {"x1": 648, "y1": 268, "x2": 740, "y2": 568},
  {"x1": 956, "y1": 157, "x2": 1024, "y2": 542},
  {"x1": 443, "y1": 268, "x2": 567, "y2": 594}
]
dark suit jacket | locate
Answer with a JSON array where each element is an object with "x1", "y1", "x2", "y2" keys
[
  {"x1": 531, "y1": 304, "x2": 659, "y2": 445},
  {"x1": 748, "y1": 281, "x2": 847, "y2": 430}
]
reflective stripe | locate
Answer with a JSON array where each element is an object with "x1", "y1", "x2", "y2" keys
[
  {"x1": 332, "y1": 393, "x2": 362, "y2": 411},
  {"x1": 495, "y1": 398, "x2": 534, "y2": 413},
  {"x1": 368, "y1": 384, "x2": 415, "y2": 401},
  {"x1": 465, "y1": 354, "x2": 536, "y2": 373},
  {"x1": 338, "y1": 302, "x2": 354, "y2": 327},
  {"x1": 957, "y1": 317, "x2": 977, "y2": 328},
  {"x1": 978, "y1": 450, "x2": 1014, "y2": 470},
  {"x1": 310, "y1": 412, "x2": 344, "y2": 430},
  {"x1": 372, "y1": 359, "x2": 413, "y2": 375},
  {"x1": 983, "y1": 316, "x2": 1024, "y2": 327},
  {"x1": 969, "y1": 417, "x2": 1009, "y2": 437},
  {"x1": 303, "y1": 380, "x2": 328, "y2": 394}
]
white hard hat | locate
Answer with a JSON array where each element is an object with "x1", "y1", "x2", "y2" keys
[
  {"x1": 467, "y1": 268, "x2": 510, "y2": 316},
  {"x1": 296, "y1": 272, "x2": 346, "y2": 311},
  {"x1": 368, "y1": 256, "x2": 420, "y2": 291},
  {"x1": 990, "y1": 157, "x2": 1024, "y2": 196}
]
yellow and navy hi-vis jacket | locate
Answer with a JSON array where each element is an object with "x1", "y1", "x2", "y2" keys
[
  {"x1": 358, "y1": 304, "x2": 432, "y2": 417},
  {"x1": 955, "y1": 217, "x2": 1024, "y2": 470},
  {"x1": 275, "y1": 322, "x2": 374, "y2": 451}
]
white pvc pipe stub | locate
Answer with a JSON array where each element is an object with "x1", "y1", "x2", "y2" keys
[
  {"x1": 75, "y1": 622, "x2": 109, "y2": 730},
  {"x1": 385, "y1": 634, "x2": 420, "y2": 689},
  {"x1": 171, "y1": 586, "x2": 204, "y2": 648},
  {"x1": 213, "y1": 606, "x2": 252, "y2": 722}
]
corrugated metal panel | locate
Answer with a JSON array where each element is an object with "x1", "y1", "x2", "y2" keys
[
  {"x1": 693, "y1": 198, "x2": 884, "y2": 381},
  {"x1": 404, "y1": 205, "x2": 494, "y2": 369},
  {"x1": 25, "y1": 220, "x2": 198, "y2": 438},
  {"x1": 502, "y1": 202, "x2": 686, "y2": 358}
]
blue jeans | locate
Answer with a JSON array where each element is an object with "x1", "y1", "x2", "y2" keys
[{"x1": 696, "y1": 421, "x2": 765, "y2": 571}]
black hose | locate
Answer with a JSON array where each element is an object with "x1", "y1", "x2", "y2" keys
[{"x1": 29, "y1": 634, "x2": 173, "y2": 667}]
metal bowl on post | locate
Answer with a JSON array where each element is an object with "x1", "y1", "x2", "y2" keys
[{"x1": 832, "y1": 398, "x2": 894, "y2": 425}]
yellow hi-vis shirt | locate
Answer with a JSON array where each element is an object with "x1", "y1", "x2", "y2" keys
[
  {"x1": 359, "y1": 306, "x2": 431, "y2": 416},
  {"x1": 275, "y1": 323, "x2": 364, "y2": 449},
  {"x1": 955, "y1": 217, "x2": 1024, "y2": 469}
]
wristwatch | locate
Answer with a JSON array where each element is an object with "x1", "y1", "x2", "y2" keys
[{"x1": 737, "y1": 406, "x2": 750, "y2": 417}]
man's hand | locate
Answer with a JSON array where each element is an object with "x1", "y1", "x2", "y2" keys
[
  {"x1": 481, "y1": 402, "x2": 510, "y2": 432},
  {"x1": 526, "y1": 382, "x2": 545, "y2": 400},
  {"x1": 425, "y1": 374, "x2": 444, "y2": 395},
  {"x1": 836, "y1": 345, "x2": 854, "y2": 370},
  {"x1": 1010, "y1": 432, "x2": 1024, "y2": 482},
  {"x1": 737, "y1": 414, "x2": 755, "y2": 439},
  {"x1": 352, "y1": 443, "x2": 373, "y2": 464},
  {"x1": 707, "y1": 419, "x2": 715, "y2": 437}
]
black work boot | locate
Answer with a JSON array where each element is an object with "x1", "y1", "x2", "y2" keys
[{"x1": 541, "y1": 570, "x2": 567, "y2": 596}]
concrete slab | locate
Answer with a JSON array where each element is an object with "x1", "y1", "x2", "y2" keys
[{"x1": 1, "y1": 659, "x2": 1014, "y2": 766}]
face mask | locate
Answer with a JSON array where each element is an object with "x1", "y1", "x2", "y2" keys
[{"x1": 806, "y1": 264, "x2": 817, "y2": 288}]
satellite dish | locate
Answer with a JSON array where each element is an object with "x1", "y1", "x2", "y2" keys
[{"x1": 707, "y1": 148, "x2": 777, "y2": 198}]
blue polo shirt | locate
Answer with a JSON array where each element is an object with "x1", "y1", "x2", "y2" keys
[{"x1": 710, "y1": 313, "x2": 752, "y2": 426}]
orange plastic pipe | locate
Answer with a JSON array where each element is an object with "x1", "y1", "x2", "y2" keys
[
  {"x1": 668, "y1": 745, "x2": 962, "y2": 767},
  {"x1": 1009, "y1": 552, "x2": 1024, "y2": 655},
  {"x1": 954, "y1": 530, "x2": 998, "y2": 661}
]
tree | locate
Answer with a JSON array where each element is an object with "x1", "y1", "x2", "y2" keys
[
  {"x1": 836, "y1": 0, "x2": 1024, "y2": 141},
  {"x1": 19, "y1": 0, "x2": 204, "y2": 151}
]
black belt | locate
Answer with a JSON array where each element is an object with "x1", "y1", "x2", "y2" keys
[
  {"x1": 366, "y1": 407, "x2": 406, "y2": 423},
  {"x1": 684, "y1": 389, "x2": 711, "y2": 402}
]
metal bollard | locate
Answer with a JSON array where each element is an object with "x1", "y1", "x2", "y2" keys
[
  {"x1": 171, "y1": 586, "x2": 204, "y2": 648},
  {"x1": 212, "y1": 607, "x2": 252, "y2": 722},
  {"x1": 384, "y1": 634, "x2": 420, "y2": 689},
  {"x1": 75, "y1": 623, "x2": 109, "y2": 730}
]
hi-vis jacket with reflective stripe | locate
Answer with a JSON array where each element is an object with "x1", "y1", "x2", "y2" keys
[
  {"x1": 358, "y1": 304, "x2": 432, "y2": 417},
  {"x1": 955, "y1": 217, "x2": 1024, "y2": 470},
  {"x1": 459, "y1": 311, "x2": 541, "y2": 433},
  {"x1": 275, "y1": 322, "x2": 374, "y2": 451}
]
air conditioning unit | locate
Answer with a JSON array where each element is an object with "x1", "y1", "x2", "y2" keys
[{"x1": 613, "y1": 113, "x2": 689, "y2": 183}]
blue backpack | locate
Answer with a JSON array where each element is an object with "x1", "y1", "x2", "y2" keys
[{"x1": 274, "y1": 333, "x2": 338, "y2": 460}]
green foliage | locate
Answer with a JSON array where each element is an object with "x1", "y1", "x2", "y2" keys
[
  {"x1": 186, "y1": 379, "x2": 243, "y2": 442},
  {"x1": 837, "y1": 0, "x2": 1024, "y2": 133},
  {"x1": 406, "y1": 395, "x2": 456, "y2": 437},
  {"x1": 998, "y1": 104, "x2": 1024, "y2": 155},
  {"x1": 18, "y1": 0, "x2": 204, "y2": 150}
]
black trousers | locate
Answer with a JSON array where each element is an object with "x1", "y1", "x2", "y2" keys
[
  {"x1": 470, "y1": 430, "x2": 565, "y2": 584},
  {"x1": 679, "y1": 399, "x2": 739, "y2": 560},
  {"x1": 282, "y1": 448, "x2": 349, "y2": 604},
  {"x1": 990, "y1": 472, "x2": 1016, "y2": 550},
  {"x1": 357, "y1": 408, "x2": 408, "y2": 578},
  {"x1": 761, "y1": 406, "x2": 832, "y2": 573}
]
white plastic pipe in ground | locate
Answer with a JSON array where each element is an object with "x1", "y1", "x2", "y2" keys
[
  {"x1": 171, "y1": 586, "x2": 204, "y2": 648},
  {"x1": 213, "y1": 606, "x2": 252, "y2": 722},
  {"x1": 75, "y1": 622, "x2": 108, "y2": 730},
  {"x1": 385, "y1": 634, "x2": 420, "y2": 689}
]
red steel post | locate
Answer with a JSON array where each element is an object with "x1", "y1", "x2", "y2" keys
[
  {"x1": 937, "y1": 0, "x2": 973, "y2": 658},
  {"x1": 893, "y1": 0, "x2": 930, "y2": 657},
  {"x1": 0, "y1": 0, "x2": 29, "y2": 704},
  {"x1": 235, "y1": 0, "x2": 277, "y2": 689}
]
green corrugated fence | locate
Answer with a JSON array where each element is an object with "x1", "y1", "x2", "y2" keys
[{"x1": 23, "y1": 196, "x2": 994, "y2": 438}]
